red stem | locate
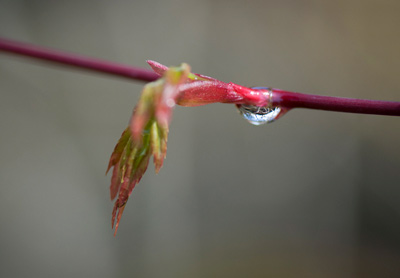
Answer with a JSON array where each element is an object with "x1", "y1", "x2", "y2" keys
[
  {"x1": 1, "y1": 37, "x2": 399, "y2": 116},
  {"x1": 0, "y1": 38, "x2": 158, "y2": 82},
  {"x1": 273, "y1": 89, "x2": 400, "y2": 116}
]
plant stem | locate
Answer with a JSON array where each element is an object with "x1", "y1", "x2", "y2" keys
[
  {"x1": 0, "y1": 38, "x2": 159, "y2": 82},
  {"x1": 1, "y1": 37, "x2": 399, "y2": 116},
  {"x1": 272, "y1": 89, "x2": 400, "y2": 116}
]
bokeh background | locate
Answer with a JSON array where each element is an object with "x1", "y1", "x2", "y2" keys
[{"x1": 1, "y1": 0, "x2": 400, "y2": 277}]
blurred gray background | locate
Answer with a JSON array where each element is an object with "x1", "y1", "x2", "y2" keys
[{"x1": 0, "y1": 0, "x2": 399, "y2": 277}]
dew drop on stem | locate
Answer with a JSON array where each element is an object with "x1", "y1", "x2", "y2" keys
[{"x1": 236, "y1": 104, "x2": 282, "y2": 125}]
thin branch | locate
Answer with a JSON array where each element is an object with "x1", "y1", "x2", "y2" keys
[
  {"x1": 1, "y1": 37, "x2": 399, "y2": 116},
  {"x1": 0, "y1": 38, "x2": 159, "y2": 82},
  {"x1": 272, "y1": 89, "x2": 400, "y2": 116}
]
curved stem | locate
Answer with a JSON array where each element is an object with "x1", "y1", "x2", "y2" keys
[
  {"x1": 0, "y1": 38, "x2": 159, "y2": 82},
  {"x1": 1, "y1": 37, "x2": 399, "y2": 116}
]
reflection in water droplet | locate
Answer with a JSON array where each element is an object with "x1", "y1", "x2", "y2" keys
[{"x1": 237, "y1": 104, "x2": 281, "y2": 125}]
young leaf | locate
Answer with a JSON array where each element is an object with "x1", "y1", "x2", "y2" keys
[{"x1": 107, "y1": 62, "x2": 192, "y2": 235}]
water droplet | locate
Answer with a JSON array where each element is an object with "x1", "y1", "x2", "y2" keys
[{"x1": 237, "y1": 104, "x2": 282, "y2": 125}]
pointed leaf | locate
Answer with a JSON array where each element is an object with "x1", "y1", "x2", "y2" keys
[
  {"x1": 113, "y1": 204, "x2": 125, "y2": 236},
  {"x1": 147, "y1": 60, "x2": 168, "y2": 76},
  {"x1": 106, "y1": 128, "x2": 131, "y2": 173},
  {"x1": 109, "y1": 161, "x2": 121, "y2": 200}
]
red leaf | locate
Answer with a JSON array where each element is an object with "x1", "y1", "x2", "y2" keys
[
  {"x1": 109, "y1": 161, "x2": 121, "y2": 200},
  {"x1": 147, "y1": 60, "x2": 168, "y2": 76}
]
